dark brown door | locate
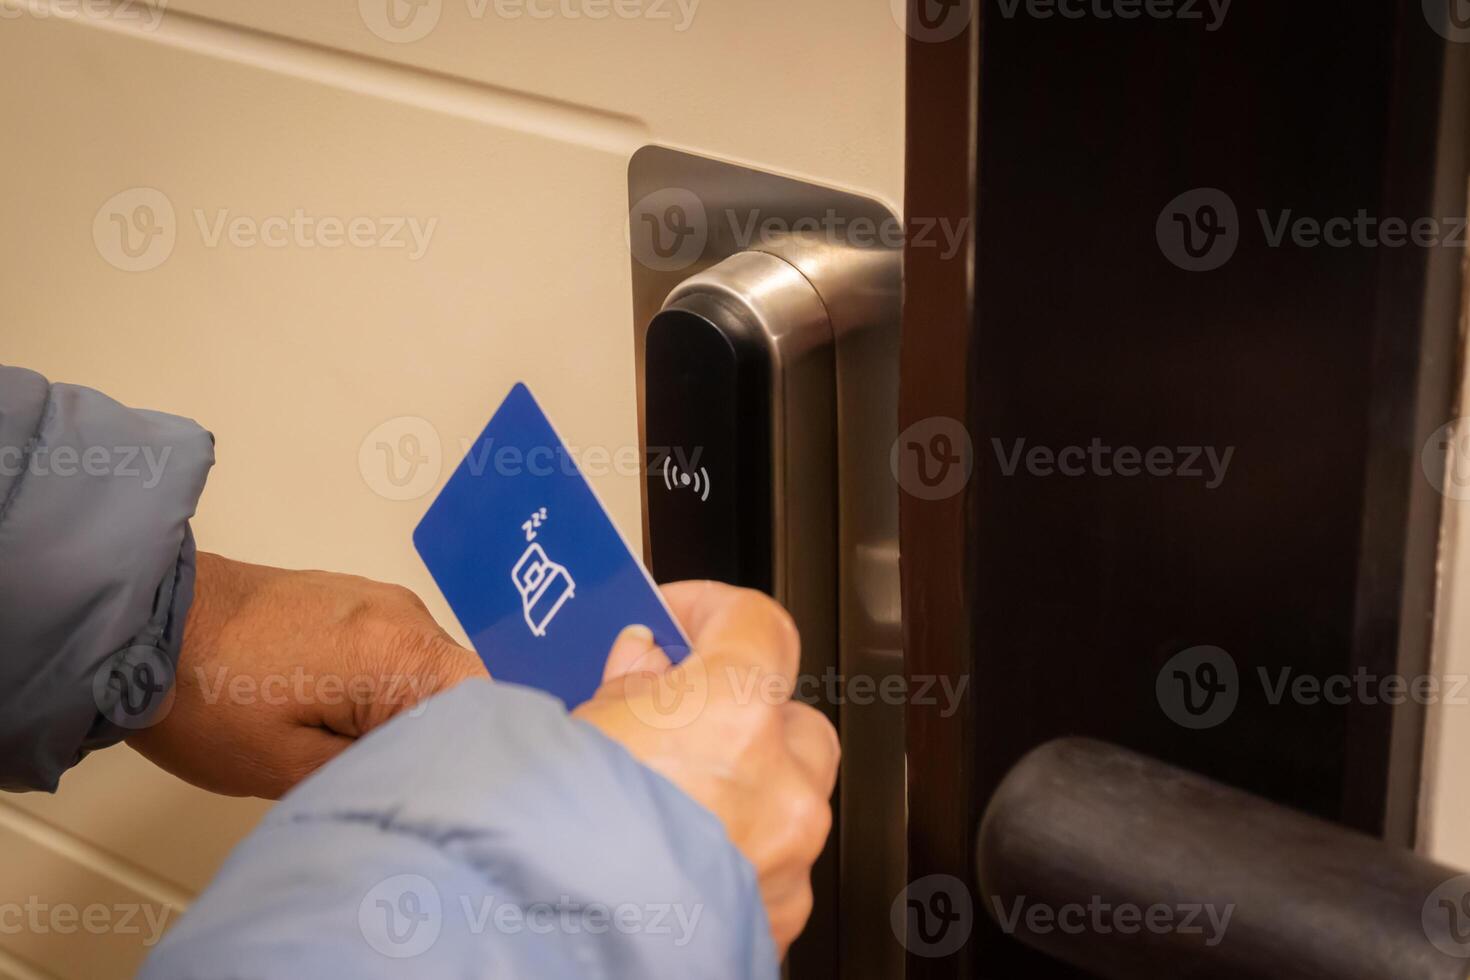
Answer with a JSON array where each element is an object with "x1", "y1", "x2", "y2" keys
[{"x1": 897, "y1": 1, "x2": 1470, "y2": 975}]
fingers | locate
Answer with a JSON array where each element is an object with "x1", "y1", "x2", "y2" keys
[
  {"x1": 764, "y1": 878, "x2": 816, "y2": 960},
  {"x1": 581, "y1": 581, "x2": 836, "y2": 963},
  {"x1": 660, "y1": 581, "x2": 801, "y2": 689},
  {"x1": 659, "y1": 580, "x2": 733, "y2": 637},
  {"x1": 602, "y1": 624, "x2": 672, "y2": 683},
  {"x1": 781, "y1": 701, "x2": 841, "y2": 798}
]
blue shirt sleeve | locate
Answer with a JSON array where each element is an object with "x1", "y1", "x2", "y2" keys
[
  {"x1": 140, "y1": 679, "x2": 779, "y2": 979},
  {"x1": 0, "y1": 365, "x2": 214, "y2": 791}
]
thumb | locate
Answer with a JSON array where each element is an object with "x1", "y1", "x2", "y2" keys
[{"x1": 603, "y1": 624, "x2": 672, "y2": 683}]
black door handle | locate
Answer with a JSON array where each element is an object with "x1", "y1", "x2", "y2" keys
[{"x1": 976, "y1": 739, "x2": 1470, "y2": 980}]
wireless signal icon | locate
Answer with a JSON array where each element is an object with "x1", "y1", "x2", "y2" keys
[{"x1": 663, "y1": 456, "x2": 712, "y2": 502}]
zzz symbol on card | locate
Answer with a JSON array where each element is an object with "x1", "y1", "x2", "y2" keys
[{"x1": 511, "y1": 542, "x2": 575, "y2": 637}]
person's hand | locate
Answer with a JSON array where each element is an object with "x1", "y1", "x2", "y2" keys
[
  {"x1": 126, "y1": 551, "x2": 487, "y2": 798},
  {"x1": 572, "y1": 581, "x2": 840, "y2": 958}
]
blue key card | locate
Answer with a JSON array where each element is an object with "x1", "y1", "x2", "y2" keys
[{"x1": 413, "y1": 383, "x2": 690, "y2": 707}]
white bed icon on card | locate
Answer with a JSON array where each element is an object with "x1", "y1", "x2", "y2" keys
[
  {"x1": 414, "y1": 382, "x2": 690, "y2": 707},
  {"x1": 511, "y1": 542, "x2": 576, "y2": 637}
]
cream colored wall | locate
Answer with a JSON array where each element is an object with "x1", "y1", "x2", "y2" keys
[
  {"x1": 1423, "y1": 356, "x2": 1470, "y2": 871},
  {"x1": 0, "y1": 1, "x2": 904, "y2": 975}
]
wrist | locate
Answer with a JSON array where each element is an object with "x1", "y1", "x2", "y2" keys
[{"x1": 181, "y1": 550, "x2": 231, "y2": 665}]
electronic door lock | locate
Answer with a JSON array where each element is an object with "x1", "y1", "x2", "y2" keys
[
  {"x1": 643, "y1": 250, "x2": 835, "y2": 609},
  {"x1": 630, "y1": 146, "x2": 903, "y2": 980}
]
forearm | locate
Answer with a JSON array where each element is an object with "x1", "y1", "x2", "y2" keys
[{"x1": 141, "y1": 680, "x2": 777, "y2": 979}]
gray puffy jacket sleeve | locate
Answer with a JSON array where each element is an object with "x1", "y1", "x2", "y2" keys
[{"x1": 0, "y1": 365, "x2": 214, "y2": 791}]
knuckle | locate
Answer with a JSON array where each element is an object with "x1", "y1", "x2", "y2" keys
[
  {"x1": 794, "y1": 882, "x2": 815, "y2": 922},
  {"x1": 732, "y1": 588, "x2": 799, "y2": 643},
  {"x1": 714, "y1": 692, "x2": 782, "y2": 739},
  {"x1": 819, "y1": 722, "x2": 842, "y2": 773},
  {"x1": 754, "y1": 693, "x2": 785, "y2": 726},
  {"x1": 786, "y1": 698, "x2": 831, "y2": 732},
  {"x1": 770, "y1": 601, "x2": 799, "y2": 643},
  {"x1": 774, "y1": 782, "x2": 832, "y2": 864},
  {"x1": 787, "y1": 702, "x2": 842, "y2": 772},
  {"x1": 762, "y1": 606, "x2": 802, "y2": 678},
  {"x1": 704, "y1": 688, "x2": 746, "y2": 726},
  {"x1": 782, "y1": 784, "x2": 825, "y2": 835},
  {"x1": 382, "y1": 582, "x2": 429, "y2": 612},
  {"x1": 750, "y1": 700, "x2": 787, "y2": 745},
  {"x1": 810, "y1": 799, "x2": 834, "y2": 851},
  {"x1": 775, "y1": 885, "x2": 815, "y2": 947},
  {"x1": 806, "y1": 795, "x2": 834, "y2": 848},
  {"x1": 336, "y1": 592, "x2": 380, "y2": 633},
  {"x1": 373, "y1": 620, "x2": 455, "y2": 678}
]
